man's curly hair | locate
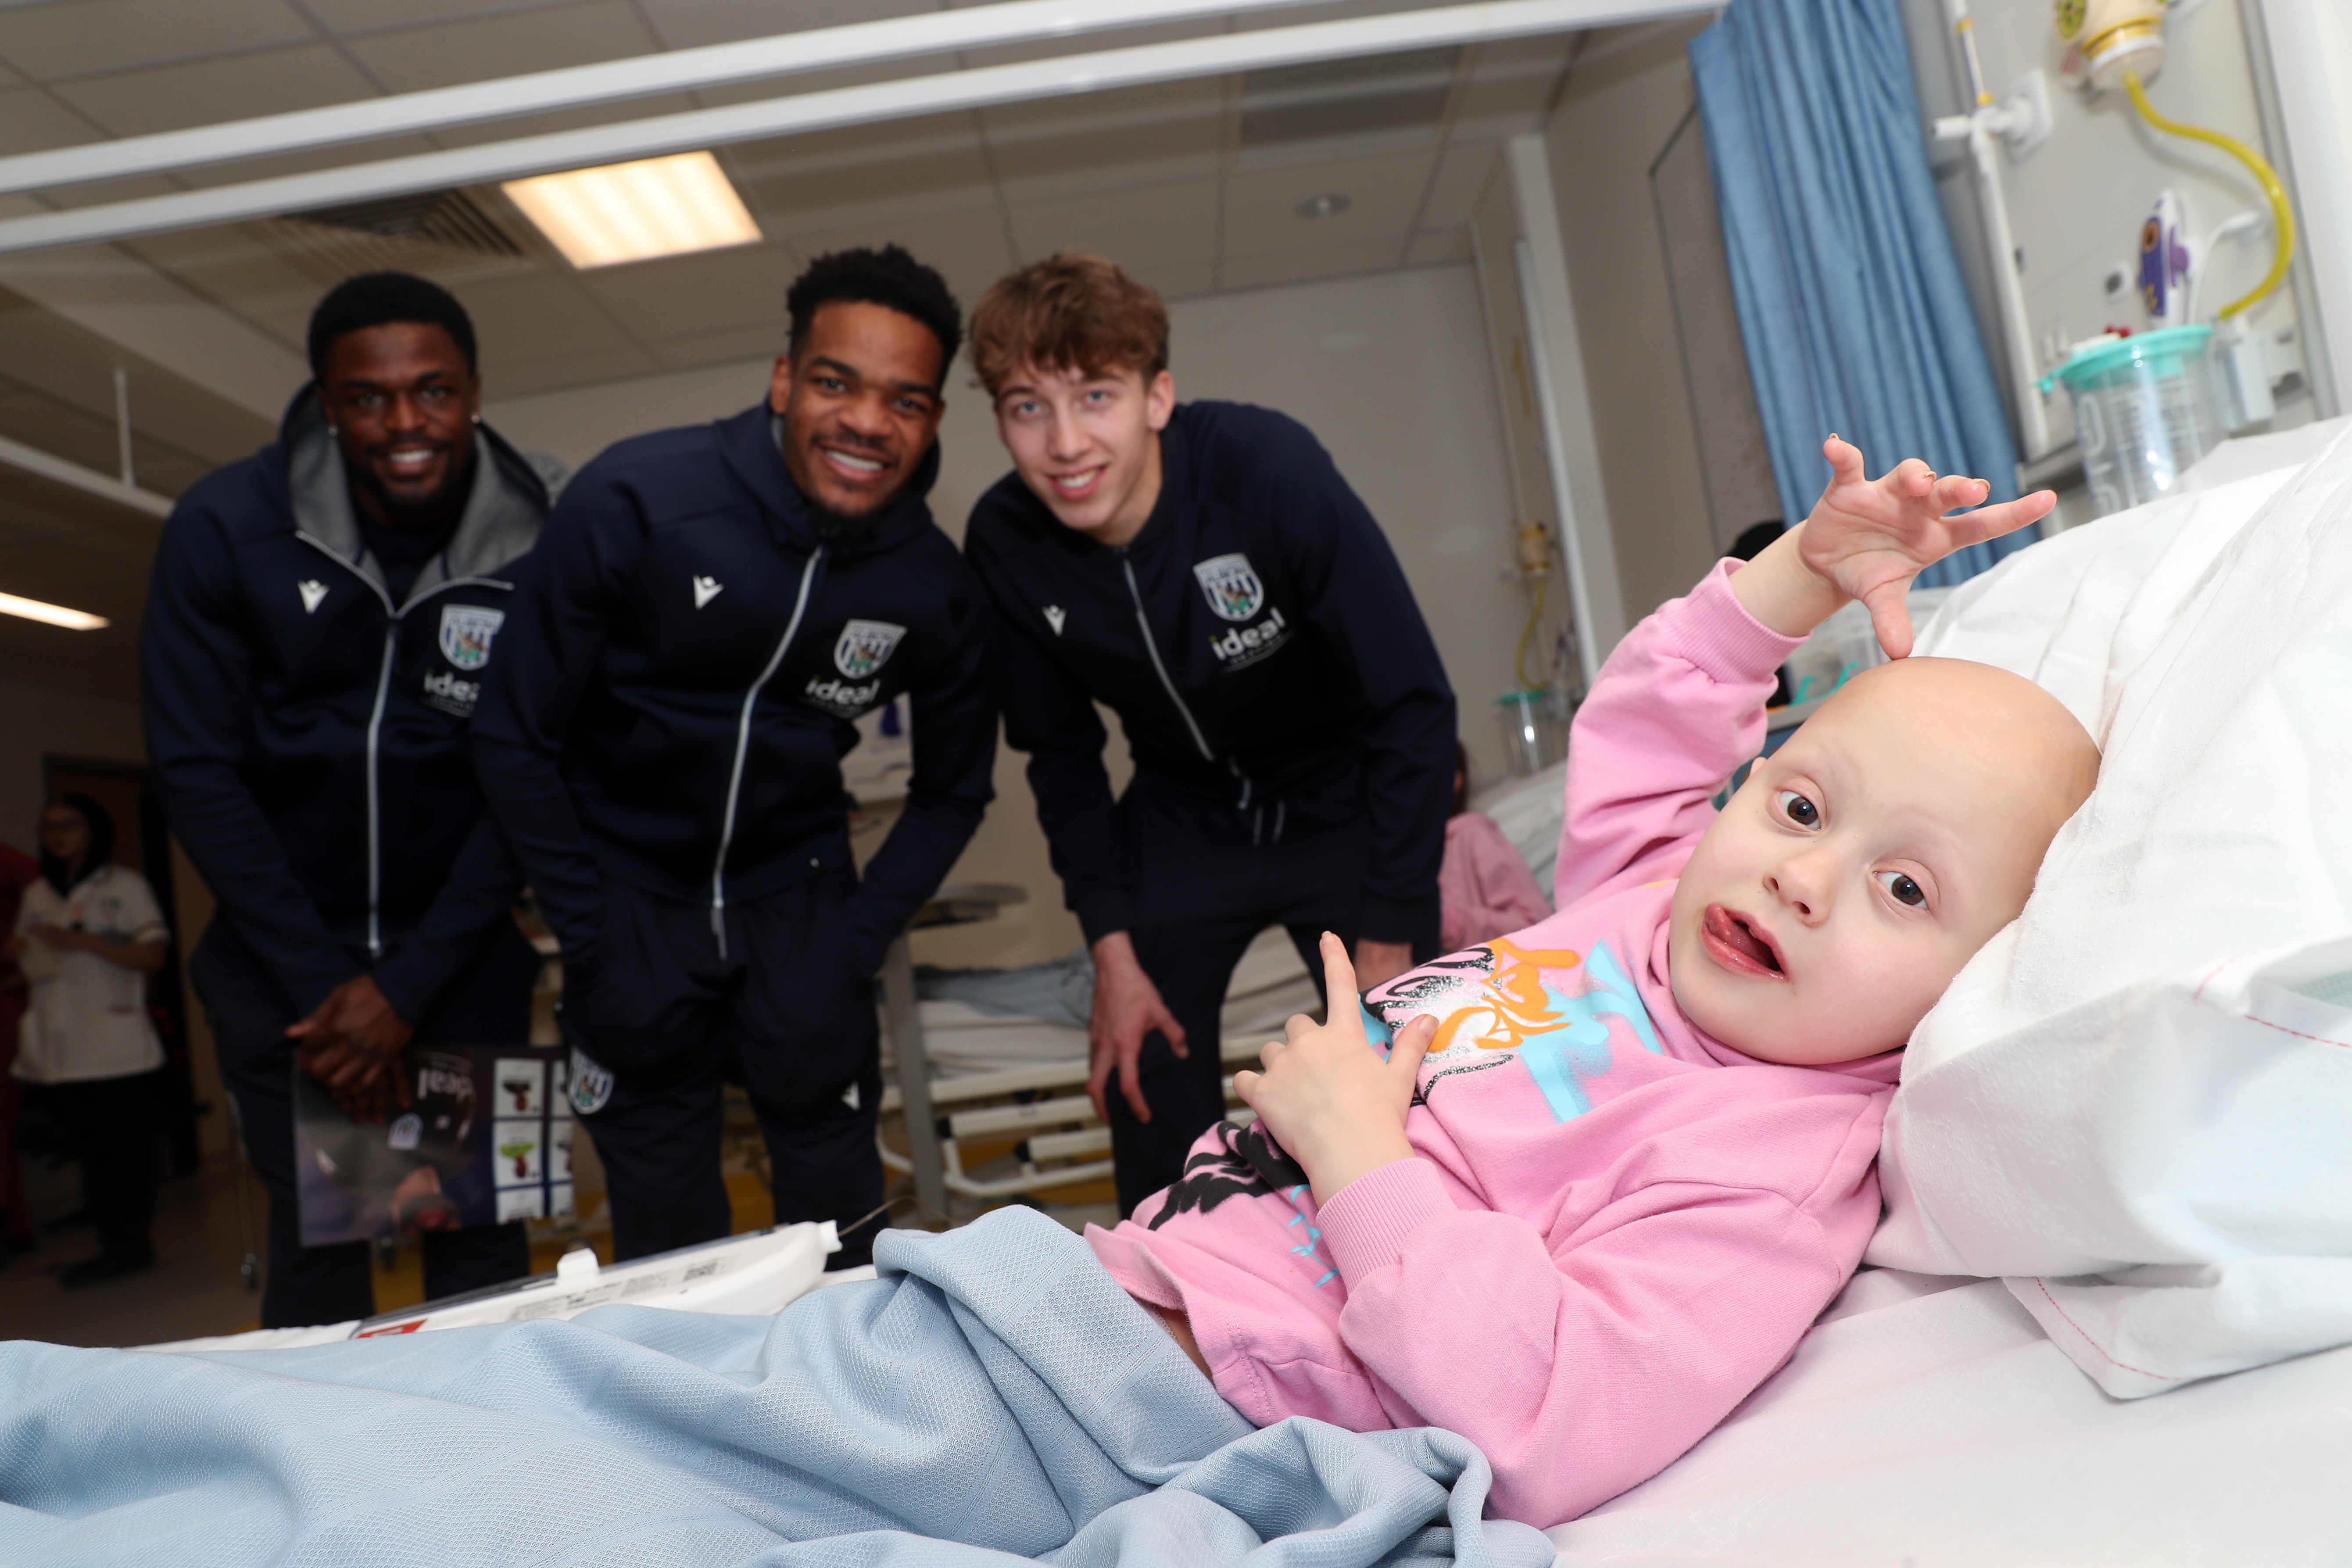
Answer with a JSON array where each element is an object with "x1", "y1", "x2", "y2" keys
[{"x1": 785, "y1": 245, "x2": 963, "y2": 389}]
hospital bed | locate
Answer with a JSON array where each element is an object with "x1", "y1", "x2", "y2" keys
[
  {"x1": 94, "y1": 422, "x2": 2352, "y2": 1559},
  {"x1": 140, "y1": 1225, "x2": 2350, "y2": 1561},
  {"x1": 874, "y1": 889, "x2": 1328, "y2": 1221}
]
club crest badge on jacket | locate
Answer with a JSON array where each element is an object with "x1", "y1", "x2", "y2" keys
[
  {"x1": 439, "y1": 604, "x2": 506, "y2": 670},
  {"x1": 1193, "y1": 553, "x2": 1265, "y2": 622},
  {"x1": 834, "y1": 619, "x2": 906, "y2": 678}
]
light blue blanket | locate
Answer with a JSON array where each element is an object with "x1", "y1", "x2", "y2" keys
[{"x1": 0, "y1": 1207, "x2": 1551, "y2": 1567}]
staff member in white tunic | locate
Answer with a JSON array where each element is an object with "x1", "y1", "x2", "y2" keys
[{"x1": 3, "y1": 796, "x2": 169, "y2": 1287}]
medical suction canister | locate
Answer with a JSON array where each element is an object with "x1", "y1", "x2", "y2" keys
[{"x1": 2033, "y1": 0, "x2": 2301, "y2": 515}]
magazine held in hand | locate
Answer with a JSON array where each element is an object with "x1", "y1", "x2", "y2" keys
[{"x1": 295, "y1": 1044, "x2": 573, "y2": 1245}]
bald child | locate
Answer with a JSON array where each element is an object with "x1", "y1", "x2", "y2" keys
[{"x1": 1086, "y1": 439, "x2": 2091, "y2": 1528}]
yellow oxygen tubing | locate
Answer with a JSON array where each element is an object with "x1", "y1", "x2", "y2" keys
[
  {"x1": 1514, "y1": 571, "x2": 1547, "y2": 691},
  {"x1": 2123, "y1": 68, "x2": 2295, "y2": 319}
]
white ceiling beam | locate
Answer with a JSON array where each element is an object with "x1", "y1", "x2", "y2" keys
[
  {"x1": 0, "y1": 0, "x2": 1331, "y2": 200},
  {"x1": 0, "y1": 0, "x2": 1710, "y2": 258},
  {"x1": 0, "y1": 430, "x2": 174, "y2": 520}
]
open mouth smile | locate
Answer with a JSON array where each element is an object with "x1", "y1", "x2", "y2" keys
[
  {"x1": 1701, "y1": 904, "x2": 1786, "y2": 979},
  {"x1": 1046, "y1": 466, "x2": 1105, "y2": 501},
  {"x1": 375, "y1": 444, "x2": 447, "y2": 479},
  {"x1": 820, "y1": 444, "x2": 891, "y2": 483}
]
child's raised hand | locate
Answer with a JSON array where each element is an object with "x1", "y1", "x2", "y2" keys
[
  {"x1": 1734, "y1": 437, "x2": 2056, "y2": 658},
  {"x1": 1231, "y1": 932, "x2": 1436, "y2": 1207}
]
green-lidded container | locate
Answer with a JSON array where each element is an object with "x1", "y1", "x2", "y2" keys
[{"x1": 2039, "y1": 325, "x2": 2221, "y2": 517}]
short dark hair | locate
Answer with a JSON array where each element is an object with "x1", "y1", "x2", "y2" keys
[
  {"x1": 785, "y1": 246, "x2": 963, "y2": 387},
  {"x1": 307, "y1": 271, "x2": 479, "y2": 380}
]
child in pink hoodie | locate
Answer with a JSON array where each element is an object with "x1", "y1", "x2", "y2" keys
[{"x1": 1088, "y1": 439, "x2": 2099, "y2": 1527}]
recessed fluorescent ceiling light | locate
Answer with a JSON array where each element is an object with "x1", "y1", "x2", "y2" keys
[
  {"x1": 502, "y1": 151, "x2": 760, "y2": 268},
  {"x1": 0, "y1": 591, "x2": 108, "y2": 630}
]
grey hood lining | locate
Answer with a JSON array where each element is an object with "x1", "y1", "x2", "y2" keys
[{"x1": 286, "y1": 394, "x2": 544, "y2": 609}]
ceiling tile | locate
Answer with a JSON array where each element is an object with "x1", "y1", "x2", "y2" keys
[
  {"x1": 1137, "y1": 259, "x2": 1217, "y2": 303},
  {"x1": 1446, "y1": 36, "x2": 1574, "y2": 141},
  {"x1": 0, "y1": 281, "x2": 273, "y2": 468},
  {"x1": 637, "y1": 0, "x2": 933, "y2": 52},
  {"x1": 1221, "y1": 146, "x2": 1435, "y2": 259},
  {"x1": 982, "y1": 79, "x2": 1225, "y2": 204},
  {"x1": 0, "y1": 384, "x2": 138, "y2": 479},
  {"x1": 644, "y1": 326, "x2": 793, "y2": 375},
  {"x1": 340, "y1": 0, "x2": 659, "y2": 93},
  {"x1": 0, "y1": 0, "x2": 313, "y2": 83},
  {"x1": 1402, "y1": 229, "x2": 1472, "y2": 267},
  {"x1": 443, "y1": 270, "x2": 638, "y2": 364},
  {"x1": 491, "y1": 342, "x2": 667, "y2": 397},
  {"x1": 0, "y1": 85, "x2": 103, "y2": 154},
  {"x1": 1237, "y1": 46, "x2": 1457, "y2": 163},
  {"x1": 649, "y1": 324, "x2": 804, "y2": 373},
  {"x1": 780, "y1": 205, "x2": 1019, "y2": 321},
  {"x1": 1216, "y1": 238, "x2": 1407, "y2": 295},
  {"x1": 575, "y1": 241, "x2": 797, "y2": 346},
  {"x1": 118, "y1": 227, "x2": 351, "y2": 347},
  {"x1": 1413, "y1": 140, "x2": 1497, "y2": 232},
  {"x1": 1008, "y1": 178, "x2": 1220, "y2": 271},
  {"x1": 51, "y1": 44, "x2": 378, "y2": 137},
  {"x1": 297, "y1": 0, "x2": 591, "y2": 36},
  {"x1": 736, "y1": 113, "x2": 999, "y2": 237}
]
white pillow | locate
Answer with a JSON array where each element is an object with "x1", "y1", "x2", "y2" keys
[{"x1": 1866, "y1": 425, "x2": 2352, "y2": 1397}]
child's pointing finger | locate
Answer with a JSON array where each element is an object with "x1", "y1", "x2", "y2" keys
[{"x1": 1318, "y1": 931, "x2": 1364, "y2": 1034}]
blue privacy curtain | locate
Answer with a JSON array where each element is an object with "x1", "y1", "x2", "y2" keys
[{"x1": 1690, "y1": 0, "x2": 2033, "y2": 587}]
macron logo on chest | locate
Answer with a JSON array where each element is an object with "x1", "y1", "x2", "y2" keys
[
  {"x1": 693, "y1": 575, "x2": 723, "y2": 609},
  {"x1": 297, "y1": 579, "x2": 328, "y2": 614},
  {"x1": 1043, "y1": 605, "x2": 1066, "y2": 636}
]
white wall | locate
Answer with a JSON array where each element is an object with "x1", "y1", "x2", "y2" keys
[
  {"x1": 490, "y1": 265, "x2": 1522, "y2": 968},
  {"x1": 1539, "y1": 18, "x2": 1736, "y2": 626},
  {"x1": 0, "y1": 677, "x2": 144, "y2": 853}
]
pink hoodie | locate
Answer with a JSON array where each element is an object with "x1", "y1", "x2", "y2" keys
[{"x1": 1087, "y1": 561, "x2": 1901, "y2": 1528}]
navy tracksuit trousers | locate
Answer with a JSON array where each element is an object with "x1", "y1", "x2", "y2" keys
[
  {"x1": 197, "y1": 920, "x2": 537, "y2": 1329},
  {"x1": 558, "y1": 866, "x2": 885, "y2": 1269},
  {"x1": 1108, "y1": 780, "x2": 1441, "y2": 1217}
]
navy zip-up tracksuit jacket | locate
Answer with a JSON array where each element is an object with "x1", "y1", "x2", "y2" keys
[
  {"x1": 142, "y1": 391, "x2": 548, "y2": 1024},
  {"x1": 963, "y1": 401, "x2": 1455, "y2": 945},
  {"x1": 470, "y1": 402, "x2": 995, "y2": 981}
]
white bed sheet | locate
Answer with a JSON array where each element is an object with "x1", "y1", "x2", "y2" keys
[{"x1": 1549, "y1": 1265, "x2": 2352, "y2": 1564}]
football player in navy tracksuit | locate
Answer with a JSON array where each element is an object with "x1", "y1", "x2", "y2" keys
[
  {"x1": 962, "y1": 253, "x2": 1457, "y2": 1216},
  {"x1": 472, "y1": 247, "x2": 995, "y2": 1268},
  {"x1": 143, "y1": 274, "x2": 544, "y2": 1327}
]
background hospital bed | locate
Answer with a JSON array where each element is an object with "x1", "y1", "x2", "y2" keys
[
  {"x1": 875, "y1": 762, "x2": 1572, "y2": 1225},
  {"x1": 877, "y1": 902, "x2": 1324, "y2": 1223}
]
